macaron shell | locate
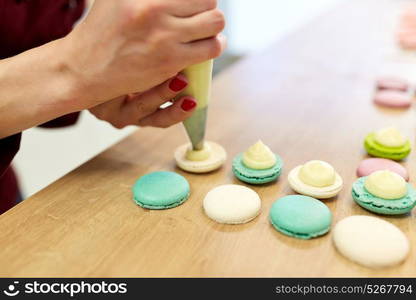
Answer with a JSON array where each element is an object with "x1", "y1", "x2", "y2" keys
[
  {"x1": 288, "y1": 166, "x2": 343, "y2": 199},
  {"x1": 373, "y1": 90, "x2": 412, "y2": 108},
  {"x1": 364, "y1": 133, "x2": 411, "y2": 161},
  {"x1": 376, "y1": 77, "x2": 409, "y2": 91},
  {"x1": 269, "y1": 195, "x2": 332, "y2": 239},
  {"x1": 175, "y1": 141, "x2": 226, "y2": 173},
  {"x1": 356, "y1": 158, "x2": 409, "y2": 181},
  {"x1": 232, "y1": 153, "x2": 283, "y2": 184},
  {"x1": 333, "y1": 216, "x2": 409, "y2": 268},
  {"x1": 132, "y1": 171, "x2": 190, "y2": 209},
  {"x1": 352, "y1": 177, "x2": 416, "y2": 215},
  {"x1": 203, "y1": 184, "x2": 261, "y2": 224}
]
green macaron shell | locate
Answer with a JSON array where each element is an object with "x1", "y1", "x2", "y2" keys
[
  {"x1": 364, "y1": 133, "x2": 411, "y2": 160},
  {"x1": 132, "y1": 171, "x2": 190, "y2": 209},
  {"x1": 232, "y1": 153, "x2": 283, "y2": 184},
  {"x1": 352, "y1": 177, "x2": 416, "y2": 215},
  {"x1": 269, "y1": 195, "x2": 332, "y2": 240}
]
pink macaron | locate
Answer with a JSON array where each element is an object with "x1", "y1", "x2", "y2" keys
[
  {"x1": 373, "y1": 90, "x2": 412, "y2": 108},
  {"x1": 356, "y1": 158, "x2": 409, "y2": 181},
  {"x1": 376, "y1": 77, "x2": 409, "y2": 92}
]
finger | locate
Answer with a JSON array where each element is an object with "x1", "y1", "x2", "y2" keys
[
  {"x1": 123, "y1": 74, "x2": 188, "y2": 118},
  {"x1": 138, "y1": 97, "x2": 197, "y2": 128},
  {"x1": 168, "y1": 0, "x2": 217, "y2": 17},
  {"x1": 176, "y1": 9, "x2": 225, "y2": 43},
  {"x1": 89, "y1": 96, "x2": 126, "y2": 121},
  {"x1": 182, "y1": 34, "x2": 227, "y2": 63}
]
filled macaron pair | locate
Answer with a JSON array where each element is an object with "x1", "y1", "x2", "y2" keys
[
  {"x1": 374, "y1": 77, "x2": 412, "y2": 109},
  {"x1": 132, "y1": 171, "x2": 190, "y2": 209},
  {"x1": 352, "y1": 170, "x2": 416, "y2": 215},
  {"x1": 364, "y1": 127, "x2": 411, "y2": 160},
  {"x1": 269, "y1": 160, "x2": 342, "y2": 240},
  {"x1": 232, "y1": 140, "x2": 283, "y2": 184}
]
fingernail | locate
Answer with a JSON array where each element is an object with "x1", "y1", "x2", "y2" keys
[
  {"x1": 181, "y1": 98, "x2": 197, "y2": 111},
  {"x1": 169, "y1": 75, "x2": 188, "y2": 92}
]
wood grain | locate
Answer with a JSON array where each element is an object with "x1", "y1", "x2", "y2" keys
[{"x1": 1, "y1": 0, "x2": 415, "y2": 277}]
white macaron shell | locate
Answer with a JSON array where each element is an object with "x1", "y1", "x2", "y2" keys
[
  {"x1": 333, "y1": 216, "x2": 409, "y2": 268},
  {"x1": 203, "y1": 184, "x2": 261, "y2": 224}
]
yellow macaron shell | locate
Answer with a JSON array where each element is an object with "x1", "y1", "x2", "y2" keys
[
  {"x1": 298, "y1": 160, "x2": 336, "y2": 187},
  {"x1": 185, "y1": 143, "x2": 211, "y2": 161},
  {"x1": 242, "y1": 140, "x2": 276, "y2": 170},
  {"x1": 364, "y1": 170, "x2": 407, "y2": 199},
  {"x1": 374, "y1": 127, "x2": 406, "y2": 148}
]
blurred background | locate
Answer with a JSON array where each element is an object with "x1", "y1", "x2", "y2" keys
[{"x1": 14, "y1": 0, "x2": 342, "y2": 197}]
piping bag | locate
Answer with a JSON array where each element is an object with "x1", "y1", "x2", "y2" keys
[{"x1": 178, "y1": 60, "x2": 213, "y2": 151}]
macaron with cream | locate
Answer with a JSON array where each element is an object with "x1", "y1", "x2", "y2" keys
[
  {"x1": 364, "y1": 127, "x2": 411, "y2": 160},
  {"x1": 352, "y1": 170, "x2": 416, "y2": 215},
  {"x1": 232, "y1": 140, "x2": 283, "y2": 184},
  {"x1": 288, "y1": 160, "x2": 343, "y2": 199},
  {"x1": 175, "y1": 141, "x2": 227, "y2": 173}
]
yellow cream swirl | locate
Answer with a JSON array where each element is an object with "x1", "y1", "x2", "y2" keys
[
  {"x1": 374, "y1": 127, "x2": 406, "y2": 148},
  {"x1": 185, "y1": 143, "x2": 211, "y2": 161},
  {"x1": 364, "y1": 170, "x2": 407, "y2": 199},
  {"x1": 242, "y1": 140, "x2": 276, "y2": 169},
  {"x1": 298, "y1": 160, "x2": 336, "y2": 187}
]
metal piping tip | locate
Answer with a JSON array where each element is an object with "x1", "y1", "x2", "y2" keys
[{"x1": 183, "y1": 107, "x2": 208, "y2": 150}]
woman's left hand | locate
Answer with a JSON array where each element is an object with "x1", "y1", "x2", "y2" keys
[{"x1": 89, "y1": 74, "x2": 197, "y2": 129}]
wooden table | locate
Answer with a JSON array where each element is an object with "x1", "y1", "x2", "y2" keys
[{"x1": 1, "y1": 0, "x2": 415, "y2": 277}]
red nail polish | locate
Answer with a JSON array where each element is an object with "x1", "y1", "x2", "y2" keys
[
  {"x1": 169, "y1": 75, "x2": 188, "y2": 92},
  {"x1": 181, "y1": 98, "x2": 197, "y2": 111}
]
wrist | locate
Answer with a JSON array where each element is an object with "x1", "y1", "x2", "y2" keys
[
  {"x1": 0, "y1": 38, "x2": 87, "y2": 137},
  {"x1": 47, "y1": 37, "x2": 90, "y2": 113}
]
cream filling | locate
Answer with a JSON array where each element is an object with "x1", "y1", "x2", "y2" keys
[
  {"x1": 374, "y1": 127, "x2": 406, "y2": 148},
  {"x1": 185, "y1": 143, "x2": 211, "y2": 161},
  {"x1": 242, "y1": 140, "x2": 276, "y2": 170},
  {"x1": 288, "y1": 164, "x2": 343, "y2": 199},
  {"x1": 179, "y1": 60, "x2": 213, "y2": 109},
  {"x1": 298, "y1": 160, "x2": 336, "y2": 187},
  {"x1": 364, "y1": 170, "x2": 407, "y2": 199}
]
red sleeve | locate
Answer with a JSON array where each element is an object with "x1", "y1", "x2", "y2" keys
[
  {"x1": 39, "y1": 112, "x2": 81, "y2": 128},
  {"x1": 0, "y1": 134, "x2": 20, "y2": 214},
  {"x1": 0, "y1": 0, "x2": 86, "y2": 212},
  {"x1": 0, "y1": 134, "x2": 21, "y2": 178}
]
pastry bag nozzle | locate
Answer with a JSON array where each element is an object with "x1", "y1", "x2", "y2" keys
[{"x1": 179, "y1": 60, "x2": 213, "y2": 151}]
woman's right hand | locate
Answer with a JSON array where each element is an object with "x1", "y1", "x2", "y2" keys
[{"x1": 63, "y1": 0, "x2": 226, "y2": 110}]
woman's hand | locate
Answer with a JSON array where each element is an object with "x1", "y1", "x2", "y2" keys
[
  {"x1": 0, "y1": 0, "x2": 225, "y2": 138},
  {"x1": 89, "y1": 74, "x2": 197, "y2": 129},
  {"x1": 64, "y1": 0, "x2": 226, "y2": 109}
]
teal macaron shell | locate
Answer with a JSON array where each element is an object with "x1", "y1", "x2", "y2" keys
[
  {"x1": 352, "y1": 177, "x2": 416, "y2": 215},
  {"x1": 269, "y1": 195, "x2": 332, "y2": 239},
  {"x1": 132, "y1": 171, "x2": 190, "y2": 209},
  {"x1": 232, "y1": 153, "x2": 283, "y2": 184}
]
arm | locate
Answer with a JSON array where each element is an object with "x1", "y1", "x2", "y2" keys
[
  {"x1": 0, "y1": 0, "x2": 225, "y2": 139},
  {"x1": 0, "y1": 38, "x2": 82, "y2": 138}
]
